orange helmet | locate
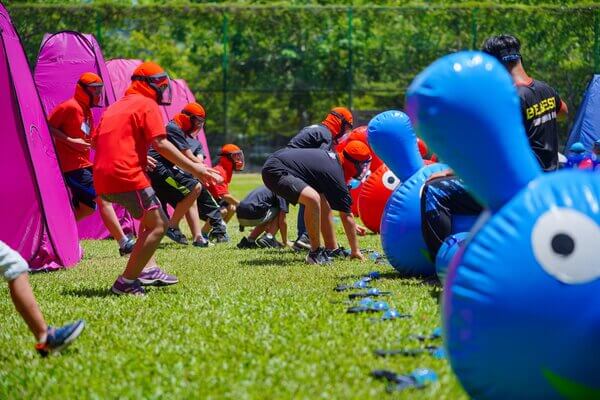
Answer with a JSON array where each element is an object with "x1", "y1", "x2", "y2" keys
[
  {"x1": 131, "y1": 61, "x2": 172, "y2": 105},
  {"x1": 220, "y1": 144, "x2": 245, "y2": 171},
  {"x1": 340, "y1": 140, "x2": 372, "y2": 181},
  {"x1": 323, "y1": 106, "x2": 354, "y2": 141},
  {"x1": 76, "y1": 72, "x2": 103, "y2": 108},
  {"x1": 181, "y1": 102, "x2": 206, "y2": 133}
]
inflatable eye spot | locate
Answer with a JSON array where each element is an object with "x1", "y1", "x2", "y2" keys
[
  {"x1": 551, "y1": 233, "x2": 575, "y2": 256},
  {"x1": 532, "y1": 208, "x2": 600, "y2": 284},
  {"x1": 381, "y1": 170, "x2": 400, "y2": 191}
]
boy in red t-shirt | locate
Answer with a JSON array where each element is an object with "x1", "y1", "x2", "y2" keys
[
  {"x1": 203, "y1": 144, "x2": 244, "y2": 241},
  {"x1": 48, "y1": 72, "x2": 135, "y2": 256},
  {"x1": 93, "y1": 62, "x2": 221, "y2": 296}
]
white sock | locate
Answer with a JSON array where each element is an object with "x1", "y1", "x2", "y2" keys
[{"x1": 121, "y1": 276, "x2": 135, "y2": 284}]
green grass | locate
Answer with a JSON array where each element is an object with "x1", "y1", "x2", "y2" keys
[{"x1": 0, "y1": 174, "x2": 467, "y2": 399}]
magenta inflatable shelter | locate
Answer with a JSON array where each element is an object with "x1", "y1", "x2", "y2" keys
[
  {"x1": 34, "y1": 31, "x2": 136, "y2": 239},
  {"x1": 0, "y1": 4, "x2": 81, "y2": 270},
  {"x1": 106, "y1": 58, "x2": 212, "y2": 166}
]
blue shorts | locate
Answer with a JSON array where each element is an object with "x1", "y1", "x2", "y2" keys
[{"x1": 63, "y1": 167, "x2": 97, "y2": 210}]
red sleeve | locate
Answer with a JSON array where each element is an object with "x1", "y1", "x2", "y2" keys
[
  {"x1": 47, "y1": 103, "x2": 70, "y2": 130},
  {"x1": 212, "y1": 181, "x2": 230, "y2": 198},
  {"x1": 142, "y1": 101, "x2": 167, "y2": 142}
]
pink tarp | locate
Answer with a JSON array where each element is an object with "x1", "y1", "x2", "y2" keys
[
  {"x1": 0, "y1": 5, "x2": 81, "y2": 270},
  {"x1": 106, "y1": 58, "x2": 212, "y2": 166},
  {"x1": 34, "y1": 31, "x2": 136, "y2": 239}
]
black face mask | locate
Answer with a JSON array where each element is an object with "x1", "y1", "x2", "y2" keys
[
  {"x1": 132, "y1": 72, "x2": 173, "y2": 105},
  {"x1": 78, "y1": 80, "x2": 104, "y2": 108},
  {"x1": 182, "y1": 111, "x2": 205, "y2": 135}
]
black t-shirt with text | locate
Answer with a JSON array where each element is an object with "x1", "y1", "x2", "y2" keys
[
  {"x1": 286, "y1": 124, "x2": 333, "y2": 150},
  {"x1": 272, "y1": 148, "x2": 351, "y2": 213},
  {"x1": 237, "y1": 186, "x2": 289, "y2": 220},
  {"x1": 517, "y1": 79, "x2": 562, "y2": 172}
]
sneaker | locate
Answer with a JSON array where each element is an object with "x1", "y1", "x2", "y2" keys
[
  {"x1": 256, "y1": 234, "x2": 281, "y2": 249},
  {"x1": 166, "y1": 227, "x2": 188, "y2": 245},
  {"x1": 118, "y1": 236, "x2": 136, "y2": 256},
  {"x1": 36, "y1": 320, "x2": 85, "y2": 357},
  {"x1": 192, "y1": 238, "x2": 213, "y2": 248},
  {"x1": 111, "y1": 276, "x2": 146, "y2": 296},
  {"x1": 293, "y1": 233, "x2": 311, "y2": 251},
  {"x1": 306, "y1": 247, "x2": 332, "y2": 265},
  {"x1": 137, "y1": 267, "x2": 179, "y2": 286},
  {"x1": 209, "y1": 231, "x2": 230, "y2": 243},
  {"x1": 237, "y1": 236, "x2": 258, "y2": 249},
  {"x1": 325, "y1": 247, "x2": 350, "y2": 259}
]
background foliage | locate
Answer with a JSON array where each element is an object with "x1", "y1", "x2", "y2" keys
[{"x1": 6, "y1": 1, "x2": 600, "y2": 160}]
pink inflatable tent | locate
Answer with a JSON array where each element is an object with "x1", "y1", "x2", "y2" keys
[
  {"x1": 106, "y1": 58, "x2": 212, "y2": 166},
  {"x1": 34, "y1": 31, "x2": 136, "y2": 239},
  {"x1": 0, "y1": 4, "x2": 81, "y2": 271}
]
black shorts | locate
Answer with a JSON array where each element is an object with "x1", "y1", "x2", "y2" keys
[
  {"x1": 64, "y1": 167, "x2": 97, "y2": 210},
  {"x1": 149, "y1": 166, "x2": 199, "y2": 208},
  {"x1": 261, "y1": 157, "x2": 308, "y2": 205}
]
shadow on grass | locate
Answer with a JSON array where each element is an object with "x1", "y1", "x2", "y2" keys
[
  {"x1": 238, "y1": 257, "x2": 300, "y2": 267},
  {"x1": 62, "y1": 287, "x2": 114, "y2": 298}
]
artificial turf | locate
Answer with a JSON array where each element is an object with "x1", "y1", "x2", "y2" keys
[{"x1": 0, "y1": 173, "x2": 467, "y2": 399}]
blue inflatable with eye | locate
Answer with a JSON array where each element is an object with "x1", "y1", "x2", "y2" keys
[
  {"x1": 368, "y1": 111, "x2": 448, "y2": 276},
  {"x1": 407, "y1": 51, "x2": 600, "y2": 399}
]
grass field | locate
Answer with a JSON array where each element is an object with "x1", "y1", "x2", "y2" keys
[{"x1": 0, "y1": 174, "x2": 467, "y2": 399}]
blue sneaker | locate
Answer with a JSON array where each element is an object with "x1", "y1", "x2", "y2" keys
[
  {"x1": 35, "y1": 320, "x2": 85, "y2": 357},
  {"x1": 119, "y1": 236, "x2": 136, "y2": 256}
]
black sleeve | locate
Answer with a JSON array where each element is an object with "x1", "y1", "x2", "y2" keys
[
  {"x1": 278, "y1": 196, "x2": 289, "y2": 213},
  {"x1": 554, "y1": 89, "x2": 562, "y2": 112},
  {"x1": 318, "y1": 132, "x2": 334, "y2": 151},
  {"x1": 326, "y1": 181, "x2": 352, "y2": 213},
  {"x1": 168, "y1": 129, "x2": 191, "y2": 152}
]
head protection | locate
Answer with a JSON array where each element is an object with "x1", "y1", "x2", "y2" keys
[
  {"x1": 323, "y1": 107, "x2": 354, "y2": 141},
  {"x1": 220, "y1": 144, "x2": 245, "y2": 171},
  {"x1": 341, "y1": 140, "x2": 372, "y2": 181},
  {"x1": 180, "y1": 102, "x2": 206, "y2": 135},
  {"x1": 131, "y1": 61, "x2": 172, "y2": 105},
  {"x1": 76, "y1": 72, "x2": 104, "y2": 108}
]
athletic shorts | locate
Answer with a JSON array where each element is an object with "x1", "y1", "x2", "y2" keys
[
  {"x1": 101, "y1": 187, "x2": 163, "y2": 220},
  {"x1": 148, "y1": 166, "x2": 199, "y2": 208},
  {"x1": 64, "y1": 167, "x2": 97, "y2": 210},
  {"x1": 237, "y1": 206, "x2": 280, "y2": 228},
  {"x1": 261, "y1": 157, "x2": 308, "y2": 205},
  {"x1": 0, "y1": 240, "x2": 29, "y2": 281}
]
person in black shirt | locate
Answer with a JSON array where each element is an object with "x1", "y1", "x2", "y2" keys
[
  {"x1": 236, "y1": 186, "x2": 289, "y2": 249},
  {"x1": 147, "y1": 102, "x2": 213, "y2": 247},
  {"x1": 287, "y1": 107, "x2": 354, "y2": 249},
  {"x1": 262, "y1": 140, "x2": 370, "y2": 264},
  {"x1": 482, "y1": 34, "x2": 568, "y2": 172}
]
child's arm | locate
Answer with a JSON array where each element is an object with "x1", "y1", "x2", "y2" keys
[
  {"x1": 339, "y1": 211, "x2": 365, "y2": 261},
  {"x1": 153, "y1": 137, "x2": 222, "y2": 184},
  {"x1": 182, "y1": 148, "x2": 205, "y2": 164},
  {"x1": 277, "y1": 211, "x2": 288, "y2": 245},
  {"x1": 221, "y1": 193, "x2": 240, "y2": 207},
  {"x1": 49, "y1": 127, "x2": 90, "y2": 151}
]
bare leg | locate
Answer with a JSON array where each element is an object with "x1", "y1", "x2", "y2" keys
[
  {"x1": 320, "y1": 195, "x2": 338, "y2": 250},
  {"x1": 97, "y1": 198, "x2": 126, "y2": 242},
  {"x1": 9, "y1": 274, "x2": 47, "y2": 342},
  {"x1": 169, "y1": 184, "x2": 202, "y2": 230},
  {"x1": 184, "y1": 200, "x2": 204, "y2": 242},
  {"x1": 122, "y1": 208, "x2": 168, "y2": 280},
  {"x1": 298, "y1": 186, "x2": 321, "y2": 251},
  {"x1": 222, "y1": 204, "x2": 236, "y2": 223},
  {"x1": 248, "y1": 223, "x2": 267, "y2": 240},
  {"x1": 74, "y1": 204, "x2": 94, "y2": 221}
]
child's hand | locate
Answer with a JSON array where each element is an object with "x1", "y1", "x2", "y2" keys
[
  {"x1": 146, "y1": 156, "x2": 158, "y2": 172},
  {"x1": 350, "y1": 250, "x2": 365, "y2": 261},
  {"x1": 194, "y1": 165, "x2": 224, "y2": 184},
  {"x1": 67, "y1": 137, "x2": 91, "y2": 151},
  {"x1": 356, "y1": 224, "x2": 367, "y2": 236}
]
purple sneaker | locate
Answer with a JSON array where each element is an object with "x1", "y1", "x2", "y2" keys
[
  {"x1": 137, "y1": 267, "x2": 179, "y2": 286},
  {"x1": 111, "y1": 276, "x2": 145, "y2": 296}
]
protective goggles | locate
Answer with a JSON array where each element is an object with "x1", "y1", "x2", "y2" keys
[
  {"x1": 78, "y1": 80, "x2": 104, "y2": 107},
  {"x1": 132, "y1": 72, "x2": 173, "y2": 105},
  {"x1": 222, "y1": 150, "x2": 245, "y2": 171},
  {"x1": 498, "y1": 47, "x2": 521, "y2": 63},
  {"x1": 183, "y1": 111, "x2": 206, "y2": 132},
  {"x1": 343, "y1": 150, "x2": 371, "y2": 181}
]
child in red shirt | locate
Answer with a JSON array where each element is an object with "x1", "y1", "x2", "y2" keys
[
  {"x1": 48, "y1": 72, "x2": 135, "y2": 256},
  {"x1": 93, "y1": 61, "x2": 221, "y2": 296},
  {"x1": 203, "y1": 144, "x2": 244, "y2": 238}
]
